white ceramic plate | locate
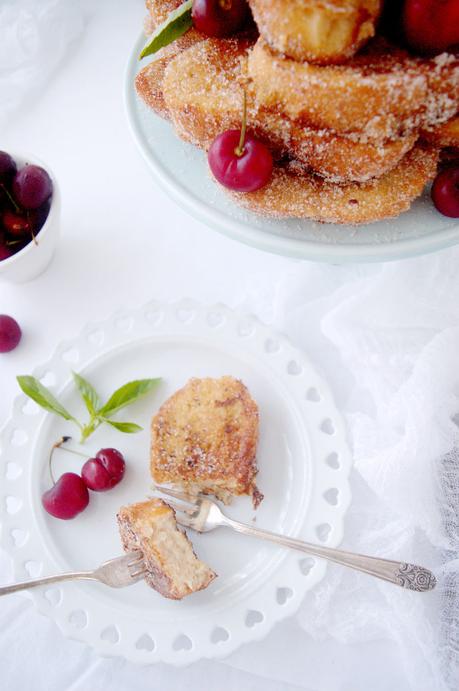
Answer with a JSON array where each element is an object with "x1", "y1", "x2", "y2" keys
[
  {"x1": 125, "y1": 34, "x2": 459, "y2": 264},
  {"x1": 0, "y1": 300, "x2": 351, "y2": 665}
]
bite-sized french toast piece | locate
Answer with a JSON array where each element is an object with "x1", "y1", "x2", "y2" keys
[
  {"x1": 136, "y1": 30, "x2": 204, "y2": 118},
  {"x1": 248, "y1": 0, "x2": 382, "y2": 63},
  {"x1": 117, "y1": 498, "x2": 216, "y2": 599},
  {"x1": 162, "y1": 37, "x2": 417, "y2": 182},
  {"x1": 247, "y1": 38, "x2": 459, "y2": 141},
  {"x1": 229, "y1": 145, "x2": 439, "y2": 224},
  {"x1": 421, "y1": 115, "x2": 459, "y2": 148},
  {"x1": 151, "y1": 376, "x2": 262, "y2": 507}
]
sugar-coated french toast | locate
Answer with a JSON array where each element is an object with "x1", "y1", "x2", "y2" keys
[
  {"x1": 161, "y1": 37, "x2": 418, "y2": 182},
  {"x1": 151, "y1": 376, "x2": 262, "y2": 507},
  {"x1": 248, "y1": 0, "x2": 382, "y2": 63},
  {"x1": 136, "y1": 2, "x2": 458, "y2": 224},
  {"x1": 229, "y1": 145, "x2": 439, "y2": 224},
  {"x1": 117, "y1": 498, "x2": 216, "y2": 599},
  {"x1": 247, "y1": 38, "x2": 459, "y2": 141}
]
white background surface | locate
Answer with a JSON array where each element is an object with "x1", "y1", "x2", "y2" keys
[{"x1": 1, "y1": 1, "x2": 458, "y2": 690}]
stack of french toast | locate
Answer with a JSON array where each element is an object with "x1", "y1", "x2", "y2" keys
[{"x1": 136, "y1": 1, "x2": 459, "y2": 225}]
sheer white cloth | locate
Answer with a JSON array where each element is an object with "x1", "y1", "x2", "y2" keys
[
  {"x1": 240, "y1": 252, "x2": 459, "y2": 691},
  {"x1": 0, "y1": 0, "x2": 83, "y2": 127}
]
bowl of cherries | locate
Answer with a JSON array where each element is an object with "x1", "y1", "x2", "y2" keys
[{"x1": 0, "y1": 151, "x2": 60, "y2": 283}]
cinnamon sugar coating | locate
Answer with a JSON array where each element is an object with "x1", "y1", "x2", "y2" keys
[
  {"x1": 421, "y1": 115, "x2": 459, "y2": 148},
  {"x1": 247, "y1": 38, "x2": 459, "y2": 141}
]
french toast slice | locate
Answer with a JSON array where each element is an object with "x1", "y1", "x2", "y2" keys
[
  {"x1": 247, "y1": 38, "x2": 459, "y2": 141},
  {"x1": 151, "y1": 376, "x2": 262, "y2": 507},
  {"x1": 117, "y1": 498, "x2": 216, "y2": 599},
  {"x1": 162, "y1": 37, "x2": 418, "y2": 182},
  {"x1": 229, "y1": 145, "x2": 439, "y2": 224},
  {"x1": 248, "y1": 0, "x2": 382, "y2": 63}
]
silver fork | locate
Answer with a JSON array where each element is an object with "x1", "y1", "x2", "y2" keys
[
  {"x1": 0, "y1": 551, "x2": 146, "y2": 597},
  {"x1": 155, "y1": 486, "x2": 436, "y2": 593}
]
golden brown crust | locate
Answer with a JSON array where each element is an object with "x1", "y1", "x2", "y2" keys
[
  {"x1": 421, "y1": 115, "x2": 459, "y2": 148},
  {"x1": 162, "y1": 37, "x2": 418, "y2": 182},
  {"x1": 228, "y1": 145, "x2": 439, "y2": 224},
  {"x1": 151, "y1": 377, "x2": 262, "y2": 506},
  {"x1": 247, "y1": 38, "x2": 459, "y2": 140},
  {"x1": 287, "y1": 125, "x2": 418, "y2": 183},
  {"x1": 117, "y1": 498, "x2": 216, "y2": 599},
  {"x1": 248, "y1": 0, "x2": 382, "y2": 63}
]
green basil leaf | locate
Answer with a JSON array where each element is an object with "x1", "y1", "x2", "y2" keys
[
  {"x1": 102, "y1": 420, "x2": 143, "y2": 434},
  {"x1": 17, "y1": 375, "x2": 77, "y2": 423},
  {"x1": 139, "y1": 0, "x2": 192, "y2": 60},
  {"x1": 99, "y1": 378, "x2": 161, "y2": 417},
  {"x1": 72, "y1": 372, "x2": 100, "y2": 416}
]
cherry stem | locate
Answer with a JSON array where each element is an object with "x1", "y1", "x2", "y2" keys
[
  {"x1": 27, "y1": 210, "x2": 38, "y2": 246},
  {"x1": 0, "y1": 183, "x2": 21, "y2": 213},
  {"x1": 48, "y1": 436, "x2": 88, "y2": 484},
  {"x1": 48, "y1": 436, "x2": 71, "y2": 484},
  {"x1": 235, "y1": 90, "x2": 248, "y2": 158}
]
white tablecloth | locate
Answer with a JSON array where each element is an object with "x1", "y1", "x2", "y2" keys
[{"x1": 1, "y1": 1, "x2": 458, "y2": 690}]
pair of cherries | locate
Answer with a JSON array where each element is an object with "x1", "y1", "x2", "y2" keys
[{"x1": 42, "y1": 447, "x2": 125, "y2": 520}]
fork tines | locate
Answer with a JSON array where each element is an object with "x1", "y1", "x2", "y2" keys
[
  {"x1": 151, "y1": 485, "x2": 199, "y2": 515},
  {"x1": 152, "y1": 484, "x2": 199, "y2": 505},
  {"x1": 127, "y1": 550, "x2": 147, "y2": 579},
  {"x1": 150, "y1": 485, "x2": 198, "y2": 528}
]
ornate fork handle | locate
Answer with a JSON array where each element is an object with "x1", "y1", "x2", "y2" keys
[
  {"x1": 0, "y1": 571, "x2": 95, "y2": 597},
  {"x1": 225, "y1": 519, "x2": 436, "y2": 592}
]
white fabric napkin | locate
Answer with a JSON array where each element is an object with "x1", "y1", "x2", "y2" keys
[{"x1": 237, "y1": 248, "x2": 459, "y2": 691}]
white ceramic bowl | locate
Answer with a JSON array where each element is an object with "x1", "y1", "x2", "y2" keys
[{"x1": 0, "y1": 153, "x2": 60, "y2": 283}]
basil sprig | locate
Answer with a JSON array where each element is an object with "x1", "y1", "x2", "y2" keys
[
  {"x1": 17, "y1": 372, "x2": 161, "y2": 442},
  {"x1": 139, "y1": 0, "x2": 193, "y2": 60}
]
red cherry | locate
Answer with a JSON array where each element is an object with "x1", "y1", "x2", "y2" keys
[
  {"x1": 0, "y1": 243, "x2": 13, "y2": 261},
  {"x1": 81, "y1": 448, "x2": 125, "y2": 491},
  {"x1": 2, "y1": 209, "x2": 31, "y2": 237},
  {"x1": 0, "y1": 151, "x2": 17, "y2": 184},
  {"x1": 42, "y1": 472, "x2": 89, "y2": 519},
  {"x1": 403, "y1": 0, "x2": 459, "y2": 53},
  {"x1": 0, "y1": 315, "x2": 22, "y2": 352},
  {"x1": 431, "y1": 165, "x2": 459, "y2": 217},
  {"x1": 192, "y1": 0, "x2": 249, "y2": 37},
  {"x1": 31, "y1": 199, "x2": 51, "y2": 233},
  {"x1": 13, "y1": 165, "x2": 52, "y2": 210},
  {"x1": 208, "y1": 129, "x2": 273, "y2": 192}
]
